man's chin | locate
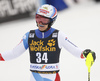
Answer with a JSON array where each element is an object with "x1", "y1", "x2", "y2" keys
[{"x1": 39, "y1": 29, "x2": 44, "y2": 32}]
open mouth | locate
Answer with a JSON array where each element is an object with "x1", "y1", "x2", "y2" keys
[{"x1": 39, "y1": 24, "x2": 44, "y2": 27}]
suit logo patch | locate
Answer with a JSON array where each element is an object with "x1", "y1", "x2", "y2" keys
[
  {"x1": 29, "y1": 33, "x2": 34, "y2": 38},
  {"x1": 52, "y1": 33, "x2": 57, "y2": 38}
]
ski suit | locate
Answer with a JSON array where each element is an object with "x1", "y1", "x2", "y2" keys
[{"x1": 0, "y1": 27, "x2": 84, "y2": 81}]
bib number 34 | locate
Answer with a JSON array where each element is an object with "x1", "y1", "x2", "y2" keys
[{"x1": 36, "y1": 52, "x2": 48, "y2": 63}]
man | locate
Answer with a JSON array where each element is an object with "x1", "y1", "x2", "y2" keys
[{"x1": 0, "y1": 4, "x2": 96, "y2": 81}]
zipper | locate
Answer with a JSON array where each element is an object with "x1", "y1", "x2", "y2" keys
[{"x1": 42, "y1": 32, "x2": 44, "y2": 38}]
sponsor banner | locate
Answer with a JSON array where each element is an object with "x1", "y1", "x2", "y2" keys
[
  {"x1": 0, "y1": 0, "x2": 38, "y2": 23},
  {"x1": 30, "y1": 63, "x2": 59, "y2": 71}
]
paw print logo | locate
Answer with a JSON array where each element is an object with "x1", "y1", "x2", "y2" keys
[{"x1": 47, "y1": 39, "x2": 56, "y2": 47}]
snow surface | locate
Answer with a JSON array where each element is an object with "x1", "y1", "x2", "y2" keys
[{"x1": 0, "y1": 1, "x2": 100, "y2": 81}]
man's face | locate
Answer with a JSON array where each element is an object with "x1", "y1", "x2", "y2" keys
[
  {"x1": 36, "y1": 14, "x2": 50, "y2": 31},
  {"x1": 37, "y1": 23, "x2": 48, "y2": 31}
]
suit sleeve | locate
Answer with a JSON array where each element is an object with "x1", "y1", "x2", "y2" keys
[
  {"x1": 0, "y1": 32, "x2": 29, "y2": 61},
  {"x1": 58, "y1": 31, "x2": 83, "y2": 58}
]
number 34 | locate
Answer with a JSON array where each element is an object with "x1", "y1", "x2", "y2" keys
[{"x1": 36, "y1": 52, "x2": 48, "y2": 63}]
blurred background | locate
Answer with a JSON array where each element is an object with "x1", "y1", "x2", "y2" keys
[{"x1": 0, "y1": 0, "x2": 100, "y2": 81}]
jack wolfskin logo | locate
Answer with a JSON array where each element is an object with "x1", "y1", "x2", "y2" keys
[
  {"x1": 47, "y1": 39, "x2": 56, "y2": 47},
  {"x1": 29, "y1": 39, "x2": 56, "y2": 51}
]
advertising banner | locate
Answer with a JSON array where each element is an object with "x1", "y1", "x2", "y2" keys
[{"x1": 0, "y1": 0, "x2": 38, "y2": 23}]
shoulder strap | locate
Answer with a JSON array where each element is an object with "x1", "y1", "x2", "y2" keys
[
  {"x1": 53, "y1": 29, "x2": 59, "y2": 33},
  {"x1": 30, "y1": 30, "x2": 35, "y2": 33},
  {"x1": 51, "y1": 29, "x2": 59, "y2": 38},
  {"x1": 28, "y1": 30, "x2": 35, "y2": 38}
]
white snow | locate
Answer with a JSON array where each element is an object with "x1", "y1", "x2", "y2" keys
[{"x1": 0, "y1": 1, "x2": 100, "y2": 81}]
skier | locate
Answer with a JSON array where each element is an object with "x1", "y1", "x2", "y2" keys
[{"x1": 0, "y1": 4, "x2": 96, "y2": 81}]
